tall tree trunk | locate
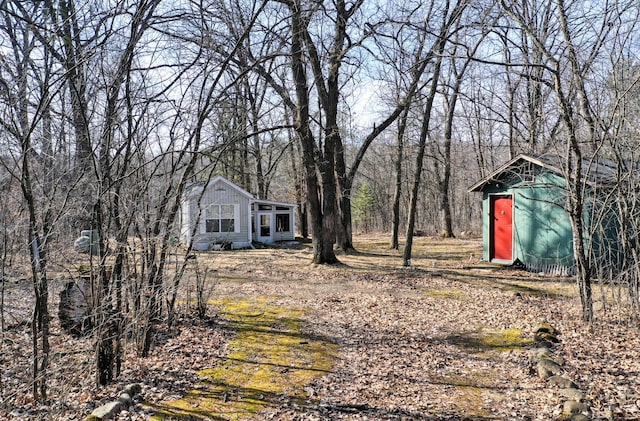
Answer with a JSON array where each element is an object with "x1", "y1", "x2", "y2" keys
[
  {"x1": 566, "y1": 152, "x2": 592, "y2": 321},
  {"x1": 403, "y1": 1, "x2": 457, "y2": 266},
  {"x1": 288, "y1": 0, "x2": 339, "y2": 264},
  {"x1": 391, "y1": 106, "x2": 410, "y2": 250},
  {"x1": 21, "y1": 132, "x2": 51, "y2": 400},
  {"x1": 18, "y1": 132, "x2": 50, "y2": 401},
  {"x1": 403, "y1": 80, "x2": 441, "y2": 266},
  {"x1": 437, "y1": 103, "x2": 455, "y2": 238},
  {"x1": 57, "y1": 0, "x2": 92, "y2": 170},
  {"x1": 438, "y1": 55, "x2": 473, "y2": 239},
  {"x1": 557, "y1": 0, "x2": 597, "y2": 321},
  {"x1": 335, "y1": 139, "x2": 354, "y2": 252},
  {"x1": 286, "y1": 110, "x2": 308, "y2": 238}
]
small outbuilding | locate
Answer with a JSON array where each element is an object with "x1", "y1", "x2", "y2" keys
[
  {"x1": 468, "y1": 153, "x2": 620, "y2": 274},
  {"x1": 181, "y1": 176, "x2": 296, "y2": 250}
]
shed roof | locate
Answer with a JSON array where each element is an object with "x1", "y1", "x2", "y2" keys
[{"x1": 468, "y1": 153, "x2": 622, "y2": 192}]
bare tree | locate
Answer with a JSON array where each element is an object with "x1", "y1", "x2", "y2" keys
[
  {"x1": 390, "y1": 105, "x2": 410, "y2": 249},
  {"x1": 0, "y1": 0, "x2": 82, "y2": 400},
  {"x1": 500, "y1": 0, "x2": 628, "y2": 321},
  {"x1": 431, "y1": 18, "x2": 487, "y2": 238},
  {"x1": 402, "y1": 0, "x2": 468, "y2": 266}
]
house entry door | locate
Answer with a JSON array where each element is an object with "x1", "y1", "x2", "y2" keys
[
  {"x1": 490, "y1": 195, "x2": 513, "y2": 262},
  {"x1": 257, "y1": 213, "x2": 272, "y2": 243}
]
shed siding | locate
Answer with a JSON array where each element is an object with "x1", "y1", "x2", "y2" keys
[
  {"x1": 472, "y1": 154, "x2": 627, "y2": 275},
  {"x1": 512, "y1": 173, "x2": 574, "y2": 271},
  {"x1": 196, "y1": 180, "x2": 250, "y2": 247},
  {"x1": 481, "y1": 170, "x2": 575, "y2": 272}
]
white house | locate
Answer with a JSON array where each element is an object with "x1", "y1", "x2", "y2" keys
[{"x1": 181, "y1": 176, "x2": 297, "y2": 250}]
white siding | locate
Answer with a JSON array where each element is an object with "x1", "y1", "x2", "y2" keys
[
  {"x1": 197, "y1": 179, "x2": 251, "y2": 247},
  {"x1": 180, "y1": 200, "x2": 190, "y2": 243},
  {"x1": 182, "y1": 177, "x2": 296, "y2": 249}
]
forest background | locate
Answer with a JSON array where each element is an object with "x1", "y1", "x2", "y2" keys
[{"x1": 2, "y1": 0, "x2": 640, "y2": 411}]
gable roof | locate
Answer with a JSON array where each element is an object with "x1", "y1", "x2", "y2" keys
[
  {"x1": 183, "y1": 176, "x2": 297, "y2": 208},
  {"x1": 209, "y1": 176, "x2": 255, "y2": 199},
  {"x1": 184, "y1": 176, "x2": 255, "y2": 200},
  {"x1": 468, "y1": 153, "x2": 621, "y2": 192}
]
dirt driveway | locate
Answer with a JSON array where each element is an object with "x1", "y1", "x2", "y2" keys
[{"x1": 151, "y1": 236, "x2": 640, "y2": 420}]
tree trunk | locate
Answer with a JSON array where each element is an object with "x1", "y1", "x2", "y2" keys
[
  {"x1": 557, "y1": 0, "x2": 599, "y2": 321},
  {"x1": 93, "y1": 201, "x2": 115, "y2": 385},
  {"x1": 57, "y1": 0, "x2": 92, "y2": 170},
  {"x1": 335, "y1": 141, "x2": 354, "y2": 252},
  {"x1": 30, "y1": 232, "x2": 50, "y2": 402},
  {"x1": 317, "y1": 129, "x2": 340, "y2": 263},
  {"x1": 286, "y1": 111, "x2": 308, "y2": 239},
  {"x1": 391, "y1": 106, "x2": 409, "y2": 250},
  {"x1": 22, "y1": 142, "x2": 51, "y2": 401},
  {"x1": 438, "y1": 67, "x2": 465, "y2": 239},
  {"x1": 567, "y1": 155, "x2": 593, "y2": 321},
  {"x1": 288, "y1": 0, "x2": 338, "y2": 264},
  {"x1": 402, "y1": 5, "x2": 453, "y2": 266},
  {"x1": 403, "y1": 92, "x2": 438, "y2": 266}
]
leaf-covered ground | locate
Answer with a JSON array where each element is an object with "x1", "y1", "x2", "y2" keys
[{"x1": 2, "y1": 235, "x2": 640, "y2": 420}]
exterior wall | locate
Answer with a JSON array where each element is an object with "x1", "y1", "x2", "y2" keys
[
  {"x1": 481, "y1": 171, "x2": 574, "y2": 272},
  {"x1": 273, "y1": 210, "x2": 296, "y2": 242},
  {"x1": 585, "y1": 195, "x2": 624, "y2": 274},
  {"x1": 273, "y1": 231, "x2": 294, "y2": 242},
  {"x1": 181, "y1": 177, "x2": 297, "y2": 250},
  {"x1": 180, "y1": 199, "x2": 191, "y2": 243},
  {"x1": 512, "y1": 172, "x2": 574, "y2": 271},
  {"x1": 196, "y1": 180, "x2": 251, "y2": 248},
  {"x1": 180, "y1": 198, "x2": 201, "y2": 245},
  {"x1": 252, "y1": 205, "x2": 296, "y2": 244}
]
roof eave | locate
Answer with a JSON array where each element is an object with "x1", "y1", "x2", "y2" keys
[
  {"x1": 252, "y1": 198, "x2": 297, "y2": 208},
  {"x1": 467, "y1": 154, "x2": 563, "y2": 192}
]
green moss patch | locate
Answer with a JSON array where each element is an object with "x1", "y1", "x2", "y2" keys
[
  {"x1": 447, "y1": 328, "x2": 533, "y2": 352},
  {"x1": 150, "y1": 297, "x2": 337, "y2": 420},
  {"x1": 425, "y1": 289, "x2": 464, "y2": 299}
]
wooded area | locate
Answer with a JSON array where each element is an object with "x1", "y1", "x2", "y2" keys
[{"x1": 2, "y1": 0, "x2": 640, "y2": 415}]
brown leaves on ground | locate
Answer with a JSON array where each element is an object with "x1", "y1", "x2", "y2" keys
[{"x1": 2, "y1": 236, "x2": 640, "y2": 420}]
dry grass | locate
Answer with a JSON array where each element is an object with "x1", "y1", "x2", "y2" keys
[
  {"x1": 174, "y1": 234, "x2": 640, "y2": 420},
  {"x1": 4, "y1": 234, "x2": 640, "y2": 420}
]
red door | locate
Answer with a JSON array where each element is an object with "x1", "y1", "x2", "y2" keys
[{"x1": 490, "y1": 195, "x2": 513, "y2": 261}]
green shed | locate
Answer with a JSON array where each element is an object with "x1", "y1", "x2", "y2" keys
[{"x1": 468, "y1": 154, "x2": 620, "y2": 275}]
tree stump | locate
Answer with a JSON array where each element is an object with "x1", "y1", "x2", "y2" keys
[{"x1": 58, "y1": 278, "x2": 94, "y2": 336}]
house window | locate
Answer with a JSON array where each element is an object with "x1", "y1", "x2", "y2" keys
[
  {"x1": 276, "y1": 213, "x2": 290, "y2": 232},
  {"x1": 260, "y1": 214, "x2": 271, "y2": 236},
  {"x1": 205, "y1": 204, "x2": 235, "y2": 233}
]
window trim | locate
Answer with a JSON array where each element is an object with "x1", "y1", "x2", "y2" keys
[
  {"x1": 275, "y1": 212, "x2": 291, "y2": 233},
  {"x1": 202, "y1": 204, "x2": 240, "y2": 234}
]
